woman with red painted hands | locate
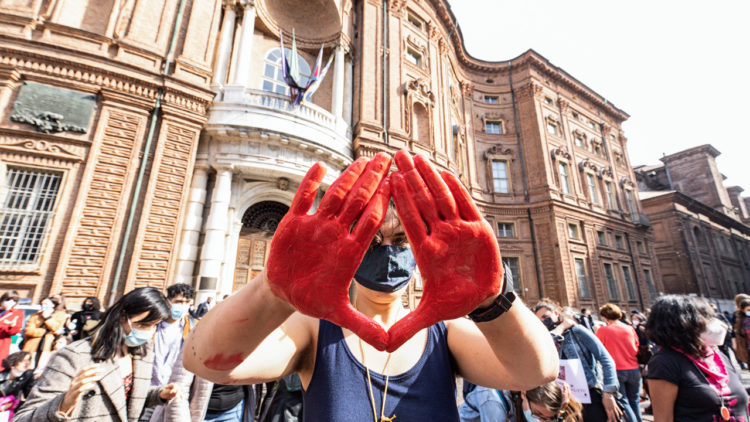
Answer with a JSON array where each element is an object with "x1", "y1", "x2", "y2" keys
[{"x1": 184, "y1": 150, "x2": 558, "y2": 421}]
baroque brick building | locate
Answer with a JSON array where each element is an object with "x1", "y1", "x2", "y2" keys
[
  {"x1": 635, "y1": 145, "x2": 750, "y2": 306},
  {"x1": 1, "y1": 0, "x2": 660, "y2": 311},
  {"x1": 0, "y1": 0, "x2": 221, "y2": 305}
]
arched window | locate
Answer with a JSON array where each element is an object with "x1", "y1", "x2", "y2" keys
[{"x1": 261, "y1": 48, "x2": 312, "y2": 95}]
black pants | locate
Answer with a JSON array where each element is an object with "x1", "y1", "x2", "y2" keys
[{"x1": 582, "y1": 388, "x2": 631, "y2": 422}]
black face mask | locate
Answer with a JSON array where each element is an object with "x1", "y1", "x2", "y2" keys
[
  {"x1": 354, "y1": 245, "x2": 416, "y2": 293},
  {"x1": 82, "y1": 303, "x2": 94, "y2": 311},
  {"x1": 542, "y1": 317, "x2": 560, "y2": 331}
]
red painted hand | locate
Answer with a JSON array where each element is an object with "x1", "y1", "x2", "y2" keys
[
  {"x1": 386, "y1": 150, "x2": 504, "y2": 352},
  {"x1": 265, "y1": 153, "x2": 392, "y2": 351}
]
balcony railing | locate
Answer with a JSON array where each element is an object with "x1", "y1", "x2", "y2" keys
[
  {"x1": 632, "y1": 212, "x2": 651, "y2": 228},
  {"x1": 208, "y1": 88, "x2": 352, "y2": 160}
]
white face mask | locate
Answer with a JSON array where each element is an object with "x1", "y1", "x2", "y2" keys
[
  {"x1": 701, "y1": 318, "x2": 728, "y2": 347},
  {"x1": 2, "y1": 300, "x2": 15, "y2": 309},
  {"x1": 10, "y1": 368, "x2": 25, "y2": 378}
]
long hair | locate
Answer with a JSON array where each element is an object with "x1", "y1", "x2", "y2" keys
[
  {"x1": 83, "y1": 296, "x2": 101, "y2": 311},
  {"x1": 0, "y1": 290, "x2": 19, "y2": 303},
  {"x1": 90, "y1": 287, "x2": 169, "y2": 362},
  {"x1": 646, "y1": 295, "x2": 713, "y2": 358},
  {"x1": 518, "y1": 381, "x2": 583, "y2": 422}
]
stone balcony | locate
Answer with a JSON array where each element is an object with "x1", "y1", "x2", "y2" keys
[{"x1": 206, "y1": 88, "x2": 353, "y2": 167}]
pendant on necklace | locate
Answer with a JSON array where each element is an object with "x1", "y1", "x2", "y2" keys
[
  {"x1": 720, "y1": 405, "x2": 730, "y2": 421},
  {"x1": 381, "y1": 415, "x2": 396, "y2": 422}
]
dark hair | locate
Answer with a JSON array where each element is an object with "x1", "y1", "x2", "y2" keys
[
  {"x1": 45, "y1": 295, "x2": 66, "y2": 311},
  {"x1": 2, "y1": 351, "x2": 30, "y2": 371},
  {"x1": 740, "y1": 300, "x2": 750, "y2": 310},
  {"x1": 0, "y1": 290, "x2": 20, "y2": 303},
  {"x1": 646, "y1": 295, "x2": 713, "y2": 358},
  {"x1": 534, "y1": 298, "x2": 562, "y2": 314},
  {"x1": 90, "y1": 287, "x2": 169, "y2": 362},
  {"x1": 580, "y1": 308, "x2": 587, "y2": 314},
  {"x1": 166, "y1": 283, "x2": 195, "y2": 300},
  {"x1": 599, "y1": 303, "x2": 623, "y2": 321},
  {"x1": 83, "y1": 296, "x2": 101, "y2": 311}
]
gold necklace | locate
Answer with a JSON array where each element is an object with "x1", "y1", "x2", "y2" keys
[{"x1": 355, "y1": 298, "x2": 397, "y2": 422}]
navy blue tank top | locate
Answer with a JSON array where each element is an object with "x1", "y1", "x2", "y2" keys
[{"x1": 303, "y1": 319, "x2": 460, "y2": 421}]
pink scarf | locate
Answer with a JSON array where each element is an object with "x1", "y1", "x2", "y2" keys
[{"x1": 674, "y1": 346, "x2": 731, "y2": 396}]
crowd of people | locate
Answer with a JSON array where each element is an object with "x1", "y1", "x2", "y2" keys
[{"x1": 0, "y1": 152, "x2": 747, "y2": 422}]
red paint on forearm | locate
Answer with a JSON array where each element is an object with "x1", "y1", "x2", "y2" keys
[{"x1": 203, "y1": 352, "x2": 245, "y2": 371}]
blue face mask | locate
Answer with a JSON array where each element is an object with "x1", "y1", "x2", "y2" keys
[
  {"x1": 523, "y1": 409, "x2": 540, "y2": 422},
  {"x1": 170, "y1": 303, "x2": 189, "y2": 320},
  {"x1": 354, "y1": 245, "x2": 416, "y2": 293},
  {"x1": 745, "y1": 311, "x2": 750, "y2": 318},
  {"x1": 124, "y1": 318, "x2": 155, "y2": 347}
]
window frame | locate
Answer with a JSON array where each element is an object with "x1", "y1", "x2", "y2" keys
[
  {"x1": 558, "y1": 161, "x2": 572, "y2": 195},
  {"x1": 484, "y1": 95, "x2": 499, "y2": 104},
  {"x1": 485, "y1": 120, "x2": 503, "y2": 135},
  {"x1": 622, "y1": 265, "x2": 637, "y2": 301},
  {"x1": 405, "y1": 47, "x2": 423, "y2": 68},
  {"x1": 491, "y1": 160, "x2": 510, "y2": 194},
  {"x1": 502, "y1": 257, "x2": 521, "y2": 292},
  {"x1": 497, "y1": 222, "x2": 515, "y2": 238},
  {"x1": 597, "y1": 230, "x2": 607, "y2": 246},
  {"x1": 585, "y1": 172, "x2": 600, "y2": 205},
  {"x1": 407, "y1": 13, "x2": 423, "y2": 30},
  {"x1": 261, "y1": 48, "x2": 312, "y2": 96},
  {"x1": 603, "y1": 263, "x2": 620, "y2": 300},
  {"x1": 574, "y1": 257, "x2": 590, "y2": 298},
  {"x1": 568, "y1": 223, "x2": 580, "y2": 240},
  {"x1": 615, "y1": 235, "x2": 624, "y2": 249},
  {"x1": 604, "y1": 181, "x2": 617, "y2": 210}
]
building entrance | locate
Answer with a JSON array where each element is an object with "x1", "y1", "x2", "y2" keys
[{"x1": 233, "y1": 201, "x2": 289, "y2": 292}]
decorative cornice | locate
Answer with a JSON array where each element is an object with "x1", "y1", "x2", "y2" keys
[
  {"x1": 578, "y1": 158, "x2": 598, "y2": 173},
  {"x1": 599, "y1": 166, "x2": 614, "y2": 179},
  {"x1": 484, "y1": 144, "x2": 513, "y2": 159},
  {"x1": 620, "y1": 177, "x2": 636, "y2": 188},
  {"x1": 550, "y1": 147, "x2": 571, "y2": 161},
  {"x1": 403, "y1": 78, "x2": 435, "y2": 105},
  {"x1": 0, "y1": 135, "x2": 85, "y2": 162}
]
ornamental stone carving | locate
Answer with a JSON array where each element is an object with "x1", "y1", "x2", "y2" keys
[
  {"x1": 578, "y1": 158, "x2": 598, "y2": 172},
  {"x1": 403, "y1": 78, "x2": 435, "y2": 104},
  {"x1": 550, "y1": 147, "x2": 571, "y2": 161}
]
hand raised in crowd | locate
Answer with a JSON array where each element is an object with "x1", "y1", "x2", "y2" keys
[
  {"x1": 265, "y1": 153, "x2": 392, "y2": 350},
  {"x1": 602, "y1": 391, "x2": 623, "y2": 422},
  {"x1": 59, "y1": 364, "x2": 103, "y2": 415},
  {"x1": 159, "y1": 383, "x2": 180, "y2": 401},
  {"x1": 387, "y1": 150, "x2": 504, "y2": 352}
]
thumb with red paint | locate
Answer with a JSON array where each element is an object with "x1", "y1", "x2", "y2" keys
[{"x1": 265, "y1": 153, "x2": 393, "y2": 351}]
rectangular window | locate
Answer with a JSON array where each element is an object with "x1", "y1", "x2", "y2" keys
[
  {"x1": 593, "y1": 144, "x2": 602, "y2": 156},
  {"x1": 636, "y1": 241, "x2": 645, "y2": 254},
  {"x1": 604, "y1": 263, "x2": 620, "y2": 300},
  {"x1": 622, "y1": 266, "x2": 637, "y2": 301},
  {"x1": 575, "y1": 258, "x2": 590, "y2": 298},
  {"x1": 586, "y1": 173, "x2": 600, "y2": 205},
  {"x1": 484, "y1": 95, "x2": 499, "y2": 104},
  {"x1": 544, "y1": 97, "x2": 553, "y2": 105},
  {"x1": 625, "y1": 189, "x2": 637, "y2": 216},
  {"x1": 491, "y1": 161, "x2": 509, "y2": 193},
  {"x1": 575, "y1": 135, "x2": 584, "y2": 147},
  {"x1": 558, "y1": 162, "x2": 571, "y2": 194},
  {"x1": 503, "y1": 257, "x2": 520, "y2": 291},
  {"x1": 588, "y1": 120, "x2": 597, "y2": 130},
  {"x1": 406, "y1": 48, "x2": 422, "y2": 67},
  {"x1": 644, "y1": 269, "x2": 657, "y2": 299},
  {"x1": 605, "y1": 181, "x2": 616, "y2": 209},
  {"x1": 568, "y1": 223, "x2": 579, "y2": 239},
  {"x1": 497, "y1": 223, "x2": 515, "y2": 237},
  {"x1": 615, "y1": 235, "x2": 624, "y2": 249},
  {"x1": 0, "y1": 167, "x2": 62, "y2": 267},
  {"x1": 547, "y1": 121, "x2": 559, "y2": 136},
  {"x1": 597, "y1": 231, "x2": 606, "y2": 245},
  {"x1": 485, "y1": 120, "x2": 502, "y2": 134},
  {"x1": 407, "y1": 13, "x2": 423, "y2": 30}
]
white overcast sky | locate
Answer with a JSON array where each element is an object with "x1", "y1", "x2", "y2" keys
[{"x1": 447, "y1": 0, "x2": 750, "y2": 193}]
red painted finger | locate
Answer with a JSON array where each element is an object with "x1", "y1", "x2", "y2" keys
[
  {"x1": 317, "y1": 157, "x2": 368, "y2": 217},
  {"x1": 386, "y1": 309, "x2": 438, "y2": 353},
  {"x1": 290, "y1": 162, "x2": 327, "y2": 216},
  {"x1": 390, "y1": 172, "x2": 427, "y2": 244},
  {"x1": 338, "y1": 153, "x2": 392, "y2": 223},
  {"x1": 441, "y1": 171, "x2": 481, "y2": 221},
  {"x1": 329, "y1": 304, "x2": 389, "y2": 351},
  {"x1": 395, "y1": 152, "x2": 439, "y2": 223},
  {"x1": 413, "y1": 155, "x2": 459, "y2": 220},
  {"x1": 351, "y1": 177, "x2": 391, "y2": 245}
]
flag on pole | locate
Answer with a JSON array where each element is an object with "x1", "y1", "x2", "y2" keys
[{"x1": 279, "y1": 29, "x2": 334, "y2": 107}]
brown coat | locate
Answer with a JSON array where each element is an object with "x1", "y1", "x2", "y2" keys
[
  {"x1": 14, "y1": 338, "x2": 164, "y2": 421},
  {"x1": 22, "y1": 310, "x2": 68, "y2": 359},
  {"x1": 734, "y1": 311, "x2": 749, "y2": 365}
]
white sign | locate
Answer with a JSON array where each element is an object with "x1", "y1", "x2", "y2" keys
[{"x1": 557, "y1": 358, "x2": 591, "y2": 404}]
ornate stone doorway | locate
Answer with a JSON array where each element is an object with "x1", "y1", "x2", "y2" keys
[{"x1": 233, "y1": 201, "x2": 289, "y2": 292}]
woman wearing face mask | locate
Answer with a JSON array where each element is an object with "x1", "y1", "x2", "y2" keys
[
  {"x1": 184, "y1": 152, "x2": 558, "y2": 421},
  {"x1": 22, "y1": 296, "x2": 68, "y2": 368},
  {"x1": 646, "y1": 295, "x2": 748, "y2": 421},
  {"x1": 69, "y1": 296, "x2": 103, "y2": 341},
  {"x1": 0, "y1": 351, "x2": 34, "y2": 418},
  {"x1": 534, "y1": 300, "x2": 631, "y2": 422},
  {"x1": 14, "y1": 287, "x2": 180, "y2": 421},
  {"x1": 518, "y1": 380, "x2": 583, "y2": 422},
  {"x1": 0, "y1": 291, "x2": 23, "y2": 362}
]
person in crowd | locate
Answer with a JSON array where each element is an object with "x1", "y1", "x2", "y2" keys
[
  {"x1": 711, "y1": 303, "x2": 736, "y2": 366},
  {"x1": 647, "y1": 295, "x2": 748, "y2": 421},
  {"x1": 22, "y1": 296, "x2": 68, "y2": 367},
  {"x1": 459, "y1": 381, "x2": 515, "y2": 421},
  {"x1": 184, "y1": 151, "x2": 558, "y2": 421},
  {"x1": 518, "y1": 380, "x2": 583, "y2": 422},
  {"x1": 195, "y1": 297, "x2": 213, "y2": 318},
  {"x1": 13, "y1": 286, "x2": 179, "y2": 421},
  {"x1": 577, "y1": 308, "x2": 596, "y2": 333},
  {"x1": 0, "y1": 351, "x2": 34, "y2": 417},
  {"x1": 732, "y1": 294, "x2": 750, "y2": 369},
  {"x1": 69, "y1": 296, "x2": 103, "y2": 341},
  {"x1": 534, "y1": 299, "x2": 632, "y2": 422},
  {"x1": 596, "y1": 304, "x2": 641, "y2": 422},
  {"x1": 0, "y1": 290, "x2": 24, "y2": 362},
  {"x1": 33, "y1": 334, "x2": 71, "y2": 377}
]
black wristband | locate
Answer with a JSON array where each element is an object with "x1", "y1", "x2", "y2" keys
[{"x1": 468, "y1": 291, "x2": 516, "y2": 323}]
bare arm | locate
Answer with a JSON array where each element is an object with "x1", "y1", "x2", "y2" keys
[
  {"x1": 448, "y1": 301, "x2": 558, "y2": 391},
  {"x1": 648, "y1": 379, "x2": 677, "y2": 422}
]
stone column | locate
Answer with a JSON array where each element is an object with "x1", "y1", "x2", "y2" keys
[
  {"x1": 212, "y1": 1, "x2": 237, "y2": 87},
  {"x1": 174, "y1": 164, "x2": 209, "y2": 286},
  {"x1": 220, "y1": 217, "x2": 242, "y2": 297},
  {"x1": 330, "y1": 43, "x2": 346, "y2": 121},
  {"x1": 197, "y1": 166, "x2": 233, "y2": 299},
  {"x1": 231, "y1": 0, "x2": 256, "y2": 87}
]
